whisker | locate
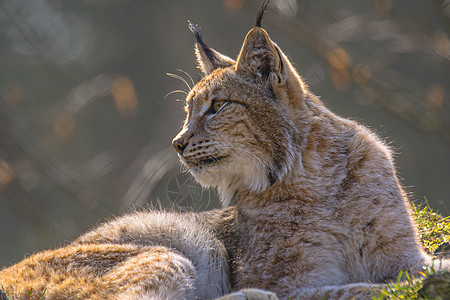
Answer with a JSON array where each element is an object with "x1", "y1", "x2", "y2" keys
[
  {"x1": 183, "y1": 142, "x2": 266, "y2": 170},
  {"x1": 177, "y1": 69, "x2": 195, "y2": 88},
  {"x1": 237, "y1": 149, "x2": 265, "y2": 167},
  {"x1": 164, "y1": 90, "x2": 188, "y2": 98},
  {"x1": 220, "y1": 144, "x2": 266, "y2": 168},
  {"x1": 167, "y1": 72, "x2": 192, "y2": 90}
]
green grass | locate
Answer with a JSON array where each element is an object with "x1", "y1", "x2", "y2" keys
[
  {"x1": 371, "y1": 269, "x2": 431, "y2": 299},
  {"x1": 0, "y1": 285, "x2": 9, "y2": 300},
  {"x1": 413, "y1": 201, "x2": 450, "y2": 254},
  {"x1": 372, "y1": 202, "x2": 450, "y2": 299},
  {"x1": 0, "y1": 287, "x2": 46, "y2": 300}
]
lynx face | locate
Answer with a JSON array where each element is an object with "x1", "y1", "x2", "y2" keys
[
  {"x1": 173, "y1": 69, "x2": 297, "y2": 206},
  {"x1": 172, "y1": 26, "x2": 300, "y2": 206}
]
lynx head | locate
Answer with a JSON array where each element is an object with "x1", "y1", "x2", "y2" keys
[{"x1": 172, "y1": 0, "x2": 309, "y2": 206}]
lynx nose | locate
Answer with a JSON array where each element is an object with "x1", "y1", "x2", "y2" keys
[{"x1": 172, "y1": 138, "x2": 186, "y2": 155}]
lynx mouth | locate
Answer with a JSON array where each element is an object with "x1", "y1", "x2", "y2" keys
[
  {"x1": 184, "y1": 155, "x2": 228, "y2": 167},
  {"x1": 200, "y1": 155, "x2": 228, "y2": 165}
]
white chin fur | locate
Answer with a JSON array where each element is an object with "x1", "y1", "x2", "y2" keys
[
  {"x1": 189, "y1": 169, "x2": 217, "y2": 188},
  {"x1": 189, "y1": 159, "x2": 270, "y2": 207}
]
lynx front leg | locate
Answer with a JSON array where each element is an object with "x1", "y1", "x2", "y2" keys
[
  {"x1": 215, "y1": 284, "x2": 376, "y2": 300},
  {"x1": 216, "y1": 288, "x2": 279, "y2": 300},
  {"x1": 291, "y1": 283, "x2": 381, "y2": 300}
]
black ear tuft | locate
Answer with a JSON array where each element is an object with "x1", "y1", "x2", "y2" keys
[
  {"x1": 188, "y1": 21, "x2": 205, "y2": 47},
  {"x1": 188, "y1": 20, "x2": 235, "y2": 75},
  {"x1": 256, "y1": 0, "x2": 271, "y2": 27},
  {"x1": 188, "y1": 21, "x2": 216, "y2": 70}
]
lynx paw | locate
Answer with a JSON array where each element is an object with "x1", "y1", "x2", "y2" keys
[{"x1": 216, "y1": 288, "x2": 279, "y2": 300}]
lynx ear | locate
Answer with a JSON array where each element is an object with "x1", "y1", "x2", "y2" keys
[
  {"x1": 235, "y1": 27, "x2": 286, "y2": 86},
  {"x1": 235, "y1": 0, "x2": 287, "y2": 86},
  {"x1": 189, "y1": 22, "x2": 235, "y2": 75}
]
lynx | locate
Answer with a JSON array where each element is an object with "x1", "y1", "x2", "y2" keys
[{"x1": 1, "y1": 1, "x2": 448, "y2": 299}]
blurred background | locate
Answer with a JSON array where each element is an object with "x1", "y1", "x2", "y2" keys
[{"x1": 0, "y1": 0, "x2": 449, "y2": 267}]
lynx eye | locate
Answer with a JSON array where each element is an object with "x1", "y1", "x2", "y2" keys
[
  {"x1": 207, "y1": 99, "x2": 227, "y2": 115},
  {"x1": 213, "y1": 100, "x2": 225, "y2": 112}
]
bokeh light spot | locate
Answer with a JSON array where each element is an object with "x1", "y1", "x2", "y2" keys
[
  {"x1": 426, "y1": 84, "x2": 445, "y2": 110},
  {"x1": 2, "y1": 81, "x2": 24, "y2": 106},
  {"x1": 329, "y1": 67, "x2": 351, "y2": 91},
  {"x1": 432, "y1": 31, "x2": 449, "y2": 59},
  {"x1": 374, "y1": 0, "x2": 392, "y2": 15},
  {"x1": 0, "y1": 160, "x2": 14, "y2": 187},
  {"x1": 54, "y1": 113, "x2": 76, "y2": 139},
  {"x1": 326, "y1": 45, "x2": 351, "y2": 71},
  {"x1": 112, "y1": 76, "x2": 138, "y2": 117},
  {"x1": 353, "y1": 64, "x2": 372, "y2": 85},
  {"x1": 223, "y1": 0, "x2": 244, "y2": 13},
  {"x1": 273, "y1": 0, "x2": 298, "y2": 19}
]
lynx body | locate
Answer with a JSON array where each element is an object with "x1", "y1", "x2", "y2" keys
[
  {"x1": 171, "y1": 10, "x2": 434, "y2": 298},
  {"x1": 1, "y1": 2, "x2": 448, "y2": 299}
]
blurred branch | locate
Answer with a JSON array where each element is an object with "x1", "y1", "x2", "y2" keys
[
  {"x1": 119, "y1": 147, "x2": 177, "y2": 212},
  {"x1": 0, "y1": 98, "x2": 111, "y2": 220},
  {"x1": 1, "y1": 1, "x2": 51, "y2": 56}
]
